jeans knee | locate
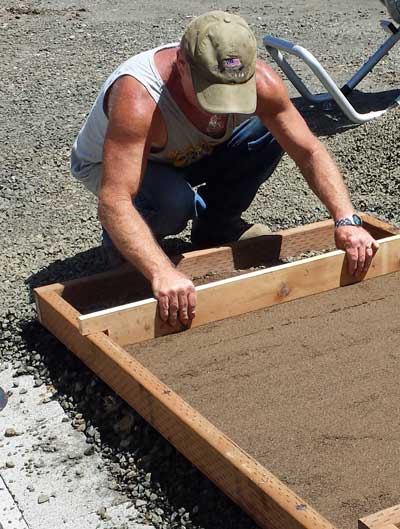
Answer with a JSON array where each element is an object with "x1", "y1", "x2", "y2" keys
[
  {"x1": 137, "y1": 180, "x2": 195, "y2": 237},
  {"x1": 164, "y1": 183, "x2": 195, "y2": 234}
]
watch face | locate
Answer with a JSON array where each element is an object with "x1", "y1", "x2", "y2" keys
[{"x1": 353, "y1": 214, "x2": 362, "y2": 226}]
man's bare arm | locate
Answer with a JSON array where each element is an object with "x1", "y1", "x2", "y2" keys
[
  {"x1": 255, "y1": 63, "x2": 379, "y2": 275},
  {"x1": 98, "y1": 76, "x2": 196, "y2": 325}
]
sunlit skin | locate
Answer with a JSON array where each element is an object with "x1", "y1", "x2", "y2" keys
[{"x1": 99, "y1": 45, "x2": 378, "y2": 327}]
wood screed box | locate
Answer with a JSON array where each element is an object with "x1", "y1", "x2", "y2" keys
[{"x1": 34, "y1": 214, "x2": 400, "y2": 529}]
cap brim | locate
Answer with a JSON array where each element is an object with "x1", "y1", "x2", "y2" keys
[{"x1": 192, "y1": 71, "x2": 257, "y2": 114}]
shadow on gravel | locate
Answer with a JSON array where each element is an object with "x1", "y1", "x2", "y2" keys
[
  {"x1": 293, "y1": 88, "x2": 400, "y2": 137},
  {"x1": 26, "y1": 246, "x2": 108, "y2": 292},
  {"x1": 23, "y1": 244, "x2": 258, "y2": 529},
  {"x1": 25, "y1": 238, "x2": 193, "y2": 294}
]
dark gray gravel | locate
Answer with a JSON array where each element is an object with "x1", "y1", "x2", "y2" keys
[{"x1": 1, "y1": 0, "x2": 399, "y2": 528}]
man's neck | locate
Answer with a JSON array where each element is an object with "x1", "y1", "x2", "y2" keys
[{"x1": 156, "y1": 47, "x2": 228, "y2": 138}]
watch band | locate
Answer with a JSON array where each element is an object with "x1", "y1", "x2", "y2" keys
[{"x1": 334, "y1": 214, "x2": 363, "y2": 228}]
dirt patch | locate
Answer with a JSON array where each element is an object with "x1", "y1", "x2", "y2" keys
[{"x1": 127, "y1": 272, "x2": 400, "y2": 529}]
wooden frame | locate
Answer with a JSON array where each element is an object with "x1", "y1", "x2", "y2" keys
[
  {"x1": 77, "y1": 234, "x2": 400, "y2": 345},
  {"x1": 359, "y1": 504, "x2": 400, "y2": 529},
  {"x1": 34, "y1": 215, "x2": 400, "y2": 529}
]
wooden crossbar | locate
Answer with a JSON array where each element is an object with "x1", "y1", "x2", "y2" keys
[
  {"x1": 78, "y1": 234, "x2": 400, "y2": 346},
  {"x1": 359, "y1": 505, "x2": 400, "y2": 529},
  {"x1": 59, "y1": 213, "x2": 397, "y2": 313}
]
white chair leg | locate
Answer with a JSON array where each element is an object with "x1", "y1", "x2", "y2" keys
[{"x1": 263, "y1": 21, "x2": 400, "y2": 124}]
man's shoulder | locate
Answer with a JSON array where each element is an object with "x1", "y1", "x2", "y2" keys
[
  {"x1": 109, "y1": 44, "x2": 178, "y2": 103},
  {"x1": 255, "y1": 60, "x2": 285, "y2": 95},
  {"x1": 255, "y1": 59, "x2": 290, "y2": 115}
]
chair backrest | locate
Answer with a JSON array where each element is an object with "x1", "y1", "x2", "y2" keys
[{"x1": 380, "y1": 0, "x2": 400, "y2": 23}]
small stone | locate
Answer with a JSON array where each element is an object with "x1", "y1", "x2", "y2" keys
[
  {"x1": 61, "y1": 417, "x2": 69, "y2": 423},
  {"x1": 74, "y1": 382, "x2": 84, "y2": 393},
  {"x1": 86, "y1": 425, "x2": 96, "y2": 437},
  {"x1": 96, "y1": 506, "x2": 108, "y2": 519},
  {"x1": 119, "y1": 437, "x2": 132, "y2": 449},
  {"x1": 6, "y1": 461, "x2": 15, "y2": 468},
  {"x1": 135, "y1": 499, "x2": 147, "y2": 508},
  {"x1": 84, "y1": 446, "x2": 95, "y2": 456},
  {"x1": 75, "y1": 469, "x2": 84, "y2": 477},
  {"x1": 19, "y1": 388, "x2": 27, "y2": 395},
  {"x1": 116, "y1": 413, "x2": 135, "y2": 433},
  {"x1": 4, "y1": 428, "x2": 18, "y2": 437},
  {"x1": 37, "y1": 494, "x2": 49, "y2": 504},
  {"x1": 34, "y1": 379, "x2": 44, "y2": 387}
]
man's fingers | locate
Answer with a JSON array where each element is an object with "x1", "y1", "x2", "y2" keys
[
  {"x1": 168, "y1": 293, "x2": 179, "y2": 326},
  {"x1": 356, "y1": 246, "x2": 366, "y2": 276},
  {"x1": 362, "y1": 240, "x2": 379, "y2": 272},
  {"x1": 158, "y1": 295, "x2": 169, "y2": 322},
  {"x1": 346, "y1": 247, "x2": 359, "y2": 276},
  {"x1": 336, "y1": 228, "x2": 379, "y2": 276},
  {"x1": 363, "y1": 245, "x2": 374, "y2": 272},
  {"x1": 177, "y1": 290, "x2": 189, "y2": 325},
  {"x1": 152, "y1": 271, "x2": 196, "y2": 328},
  {"x1": 188, "y1": 290, "x2": 197, "y2": 320},
  {"x1": 372, "y1": 240, "x2": 380, "y2": 253}
]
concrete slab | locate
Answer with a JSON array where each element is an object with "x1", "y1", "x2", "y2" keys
[
  {"x1": 0, "y1": 475, "x2": 29, "y2": 529},
  {"x1": 0, "y1": 367, "x2": 63, "y2": 432},
  {"x1": 0, "y1": 368, "x2": 153, "y2": 529},
  {"x1": 62, "y1": 501, "x2": 154, "y2": 529}
]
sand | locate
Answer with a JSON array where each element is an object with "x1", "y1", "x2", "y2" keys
[{"x1": 127, "y1": 272, "x2": 400, "y2": 529}]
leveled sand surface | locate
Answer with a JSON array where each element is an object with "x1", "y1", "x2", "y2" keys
[{"x1": 127, "y1": 272, "x2": 400, "y2": 529}]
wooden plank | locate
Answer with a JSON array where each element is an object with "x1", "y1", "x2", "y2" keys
[
  {"x1": 359, "y1": 505, "x2": 400, "y2": 529},
  {"x1": 61, "y1": 221, "x2": 335, "y2": 311},
  {"x1": 359, "y1": 213, "x2": 400, "y2": 238},
  {"x1": 59, "y1": 215, "x2": 397, "y2": 313},
  {"x1": 372, "y1": 525, "x2": 400, "y2": 529},
  {"x1": 78, "y1": 234, "x2": 400, "y2": 346},
  {"x1": 34, "y1": 286, "x2": 338, "y2": 529}
]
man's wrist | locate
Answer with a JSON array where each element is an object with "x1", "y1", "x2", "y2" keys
[{"x1": 334, "y1": 213, "x2": 363, "y2": 229}]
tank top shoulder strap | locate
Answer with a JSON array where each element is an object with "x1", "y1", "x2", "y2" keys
[{"x1": 103, "y1": 42, "x2": 178, "y2": 105}]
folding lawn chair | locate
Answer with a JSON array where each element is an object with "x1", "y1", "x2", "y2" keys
[{"x1": 264, "y1": 0, "x2": 400, "y2": 124}]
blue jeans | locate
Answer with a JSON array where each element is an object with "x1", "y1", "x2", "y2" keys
[{"x1": 102, "y1": 117, "x2": 284, "y2": 245}]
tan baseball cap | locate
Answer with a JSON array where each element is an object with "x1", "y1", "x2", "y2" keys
[{"x1": 180, "y1": 11, "x2": 257, "y2": 114}]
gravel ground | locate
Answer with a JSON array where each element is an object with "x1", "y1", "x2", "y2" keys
[{"x1": 1, "y1": 0, "x2": 399, "y2": 528}]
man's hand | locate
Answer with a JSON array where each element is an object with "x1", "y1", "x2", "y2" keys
[
  {"x1": 152, "y1": 269, "x2": 197, "y2": 327},
  {"x1": 335, "y1": 226, "x2": 379, "y2": 276}
]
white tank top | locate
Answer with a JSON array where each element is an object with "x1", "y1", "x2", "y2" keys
[{"x1": 70, "y1": 43, "x2": 249, "y2": 179}]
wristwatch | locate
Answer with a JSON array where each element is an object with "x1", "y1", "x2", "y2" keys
[{"x1": 334, "y1": 214, "x2": 363, "y2": 228}]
